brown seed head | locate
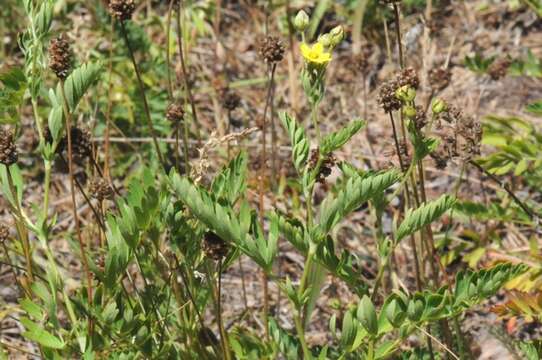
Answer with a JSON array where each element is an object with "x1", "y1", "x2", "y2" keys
[
  {"x1": 378, "y1": 78, "x2": 402, "y2": 112},
  {"x1": 109, "y1": 0, "x2": 136, "y2": 21},
  {"x1": 429, "y1": 67, "x2": 451, "y2": 92},
  {"x1": 397, "y1": 67, "x2": 420, "y2": 89},
  {"x1": 59, "y1": 126, "x2": 92, "y2": 162},
  {"x1": 258, "y1": 36, "x2": 285, "y2": 64},
  {"x1": 166, "y1": 103, "x2": 184, "y2": 124},
  {"x1": 412, "y1": 106, "x2": 427, "y2": 130},
  {"x1": 0, "y1": 224, "x2": 9, "y2": 243},
  {"x1": 0, "y1": 128, "x2": 18, "y2": 166},
  {"x1": 49, "y1": 35, "x2": 72, "y2": 80},
  {"x1": 308, "y1": 149, "x2": 336, "y2": 184},
  {"x1": 203, "y1": 231, "x2": 229, "y2": 261},
  {"x1": 89, "y1": 177, "x2": 114, "y2": 201},
  {"x1": 220, "y1": 89, "x2": 241, "y2": 111},
  {"x1": 488, "y1": 58, "x2": 511, "y2": 81}
]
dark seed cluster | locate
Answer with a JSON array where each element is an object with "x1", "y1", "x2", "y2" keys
[
  {"x1": 378, "y1": 67, "x2": 419, "y2": 112},
  {"x1": 0, "y1": 128, "x2": 18, "y2": 166},
  {"x1": 89, "y1": 177, "x2": 114, "y2": 201},
  {"x1": 0, "y1": 224, "x2": 9, "y2": 243},
  {"x1": 59, "y1": 127, "x2": 92, "y2": 163},
  {"x1": 412, "y1": 106, "x2": 427, "y2": 130},
  {"x1": 109, "y1": 0, "x2": 136, "y2": 21},
  {"x1": 429, "y1": 67, "x2": 451, "y2": 92},
  {"x1": 166, "y1": 102, "x2": 185, "y2": 124},
  {"x1": 488, "y1": 58, "x2": 511, "y2": 80},
  {"x1": 49, "y1": 35, "x2": 72, "y2": 80},
  {"x1": 258, "y1": 36, "x2": 285, "y2": 64},
  {"x1": 378, "y1": 78, "x2": 402, "y2": 112},
  {"x1": 397, "y1": 67, "x2": 420, "y2": 90},
  {"x1": 220, "y1": 88, "x2": 241, "y2": 111},
  {"x1": 308, "y1": 149, "x2": 336, "y2": 184},
  {"x1": 203, "y1": 231, "x2": 229, "y2": 261},
  {"x1": 431, "y1": 104, "x2": 483, "y2": 169}
]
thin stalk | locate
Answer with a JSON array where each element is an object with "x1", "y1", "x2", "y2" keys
[
  {"x1": 216, "y1": 260, "x2": 231, "y2": 360},
  {"x1": 392, "y1": 3, "x2": 404, "y2": 68},
  {"x1": 119, "y1": 21, "x2": 166, "y2": 169},
  {"x1": 469, "y1": 160, "x2": 538, "y2": 221},
  {"x1": 59, "y1": 80, "x2": 93, "y2": 334},
  {"x1": 259, "y1": 62, "x2": 277, "y2": 340},
  {"x1": 104, "y1": 22, "x2": 115, "y2": 179},
  {"x1": 294, "y1": 313, "x2": 312, "y2": 359},
  {"x1": 176, "y1": 0, "x2": 202, "y2": 145},
  {"x1": 166, "y1": 0, "x2": 175, "y2": 99}
]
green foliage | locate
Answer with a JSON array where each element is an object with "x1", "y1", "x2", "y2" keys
[
  {"x1": 0, "y1": 67, "x2": 27, "y2": 124},
  {"x1": 280, "y1": 112, "x2": 310, "y2": 173},
  {"x1": 464, "y1": 53, "x2": 495, "y2": 74},
  {"x1": 318, "y1": 170, "x2": 400, "y2": 236},
  {"x1": 320, "y1": 119, "x2": 365, "y2": 155},
  {"x1": 396, "y1": 195, "x2": 456, "y2": 242}
]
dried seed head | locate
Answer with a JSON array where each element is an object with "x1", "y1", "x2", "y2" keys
[
  {"x1": 378, "y1": 78, "x2": 402, "y2": 112},
  {"x1": 488, "y1": 58, "x2": 511, "y2": 81},
  {"x1": 109, "y1": 0, "x2": 136, "y2": 21},
  {"x1": 457, "y1": 116, "x2": 483, "y2": 159},
  {"x1": 430, "y1": 148, "x2": 450, "y2": 169},
  {"x1": 0, "y1": 128, "x2": 18, "y2": 166},
  {"x1": 49, "y1": 35, "x2": 72, "y2": 80},
  {"x1": 0, "y1": 224, "x2": 9, "y2": 243},
  {"x1": 308, "y1": 149, "x2": 336, "y2": 184},
  {"x1": 429, "y1": 67, "x2": 451, "y2": 92},
  {"x1": 397, "y1": 67, "x2": 419, "y2": 89},
  {"x1": 89, "y1": 177, "x2": 114, "y2": 201},
  {"x1": 258, "y1": 36, "x2": 285, "y2": 64},
  {"x1": 59, "y1": 126, "x2": 92, "y2": 162},
  {"x1": 166, "y1": 102, "x2": 184, "y2": 124},
  {"x1": 220, "y1": 88, "x2": 241, "y2": 111},
  {"x1": 203, "y1": 231, "x2": 229, "y2": 261}
]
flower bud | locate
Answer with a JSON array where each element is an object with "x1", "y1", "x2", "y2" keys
[
  {"x1": 431, "y1": 98, "x2": 447, "y2": 115},
  {"x1": 294, "y1": 10, "x2": 309, "y2": 32},
  {"x1": 395, "y1": 85, "x2": 416, "y2": 103},
  {"x1": 329, "y1": 25, "x2": 344, "y2": 47},
  {"x1": 402, "y1": 105, "x2": 416, "y2": 118},
  {"x1": 318, "y1": 33, "x2": 331, "y2": 48}
]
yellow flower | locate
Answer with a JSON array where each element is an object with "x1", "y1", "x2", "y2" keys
[{"x1": 300, "y1": 42, "x2": 332, "y2": 65}]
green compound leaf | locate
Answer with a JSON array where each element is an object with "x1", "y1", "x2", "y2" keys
[
  {"x1": 453, "y1": 262, "x2": 529, "y2": 311},
  {"x1": 56, "y1": 62, "x2": 102, "y2": 111},
  {"x1": 279, "y1": 111, "x2": 310, "y2": 173},
  {"x1": 318, "y1": 170, "x2": 400, "y2": 236},
  {"x1": 396, "y1": 195, "x2": 456, "y2": 242},
  {"x1": 20, "y1": 317, "x2": 65, "y2": 349},
  {"x1": 211, "y1": 150, "x2": 248, "y2": 206},
  {"x1": 320, "y1": 119, "x2": 365, "y2": 155}
]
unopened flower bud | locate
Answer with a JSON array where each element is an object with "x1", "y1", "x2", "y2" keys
[
  {"x1": 395, "y1": 85, "x2": 416, "y2": 102},
  {"x1": 403, "y1": 105, "x2": 416, "y2": 118},
  {"x1": 329, "y1": 25, "x2": 344, "y2": 47},
  {"x1": 318, "y1": 33, "x2": 331, "y2": 48},
  {"x1": 294, "y1": 10, "x2": 309, "y2": 32},
  {"x1": 432, "y1": 98, "x2": 447, "y2": 115}
]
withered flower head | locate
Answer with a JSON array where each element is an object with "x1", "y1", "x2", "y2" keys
[
  {"x1": 59, "y1": 126, "x2": 92, "y2": 162},
  {"x1": 0, "y1": 224, "x2": 9, "y2": 243},
  {"x1": 308, "y1": 149, "x2": 336, "y2": 184},
  {"x1": 166, "y1": 102, "x2": 185, "y2": 124},
  {"x1": 378, "y1": 78, "x2": 402, "y2": 112},
  {"x1": 258, "y1": 36, "x2": 285, "y2": 64},
  {"x1": 109, "y1": 0, "x2": 136, "y2": 21},
  {"x1": 220, "y1": 88, "x2": 241, "y2": 111},
  {"x1": 203, "y1": 231, "x2": 229, "y2": 261},
  {"x1": 49, "y1": 35, "x2": 72, "y2": 80},
  {"x1": 397, "y1": 67, "x2": 420, "y2": 89},
  {"x1": 429, "y1": 67, "x2": 451, "y2": 92},
  {"x1": 0, "y1": 128, "x2": 18, "y2": 166},
  {"x1": 89, "y1": 177, "x2": 114, "y2": 201},
  {"x1": 430, "y1": 148, "x2": 450, "y2": 170},
  {"x1": 488, "y1": 58, "x2": 511, "y2": 81}
]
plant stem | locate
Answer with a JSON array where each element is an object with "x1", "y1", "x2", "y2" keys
[
  {"x1": 166, "y1": 0, "x2": 175, "y2": 99},
  {"x1": 59, "y1": 80, "x2": 93, "y2": 335},
  {"x1": 119, "y1": 21, "x2": 166, "y2": 170},
  {"x1": 294, "y1": 312, "x2": 312, "y2": 359},
  {"x1": 176, "y1": 0, "x2": 202, "y2": 145},
  {"x1": 392, "y1": 3, "x2": 404, "y2": 68}
]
